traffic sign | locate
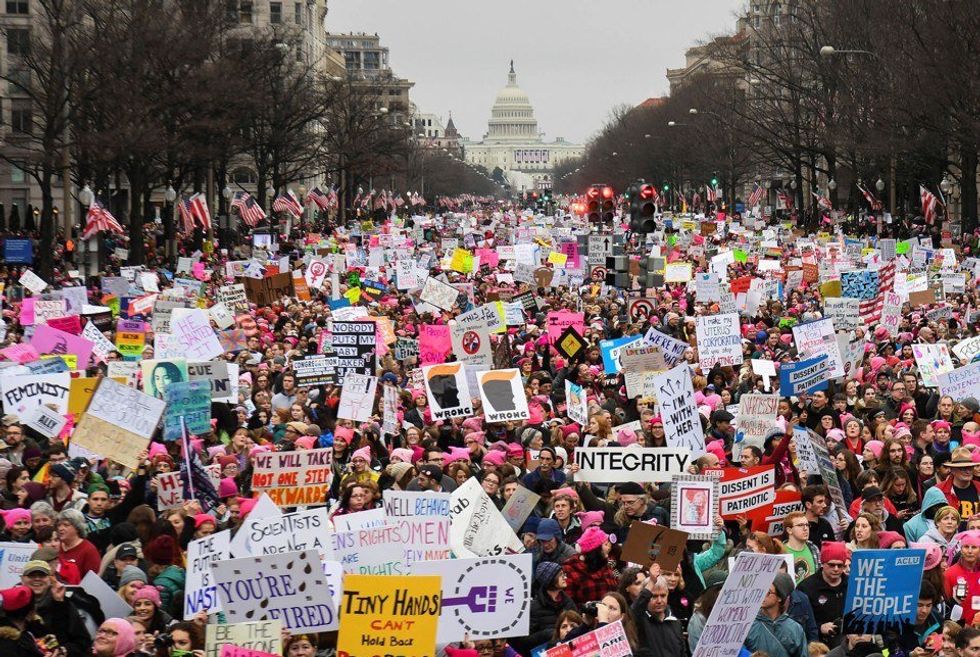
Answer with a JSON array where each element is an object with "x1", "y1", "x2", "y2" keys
[
  {"x1": 627, "y1": 298, "x2": 656, "y2": 322},
  {"x1": 588, "y1": 234, "x2": 612, "y2": 264}
]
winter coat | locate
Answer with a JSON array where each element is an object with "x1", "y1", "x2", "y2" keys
[
  {"x1": 153, "y1": 564, "x2": 186, "y2": 615},
  {"x1": 904, "y1": 487, "x2": 948, "y2": 543}
]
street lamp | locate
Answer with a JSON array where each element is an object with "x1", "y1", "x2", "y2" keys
[
  {"x1": 941, "y1": 176, "x2": 952, "y2": 195},
  {"x1": 222, "y1": 185, "x2": 232, "y2": 201},
  {"x1": 828, "y1": 178, "x2": 837, "y2": 191},
  {"x1": 165, "y1": 185, "x2": 176, "y2": 204},
  {"x1": 875, "y1": 178, "x2": 885, "y2": 193},
  {"x1": 79, "y1": 184, "x2": 94, "y2": 206},
  {"x1": 820, "y1": 45, "x2": 877, "y2": 58},
  {"x1": 689, "y1": 108, "x2": 698, "y2": 115}
]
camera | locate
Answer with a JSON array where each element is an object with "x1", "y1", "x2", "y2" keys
[
  {"x1": 582, "y1": 601, "x2": 600, "y2": 616},
  {"x1": 154, "y1": 633, "x2": 173, "y2": 650}
]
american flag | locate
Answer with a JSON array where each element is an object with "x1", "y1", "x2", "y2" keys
[
  {"x1": 812, "y1": 192, "x2": 833, "y2": 211},
  {"x1": 81, "y1": 199, "x2": 125, "y2": 240},
  {"x1": 746, "y1": 183, "x2": 765, "y2": 208},
  {"x1": 306, "y1": 187, "x2": 331, "y2": 210},
  {"x1": 178, "y1": 193, "x2": 212, "y2": 232},
  {"x1": 177, "y1": 196, "x2": 196, "y2": 233},
  {"x1": 777, "y1": 190, "x2": 794, "y2": 209},
  {"x1": 920, "y1": 185, "x2": 941, "y2": 225},
  {"x1": 692, "y1": 191, "x2": 702, "y2": 209},
  {"x1": 856, "y1": 183, "x2": 882, "y2": 211},
  {"x1": 705, "y1": 185, "x2": 718, "y2": 203},
  {"x1": 859, "y1": 261, "x2": 897, "y2": 324},
  {"x1": 230, "y1": 192, "x2": 266, "y2": 227},
  {"x1": 273, "y1": 190, "x2": 304, "y2": 217}
]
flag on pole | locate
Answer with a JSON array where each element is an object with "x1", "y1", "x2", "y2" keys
[
  {"x1": 81, "y1": 199, "x2": 125, "y2": 240},
  {"x1": 230, "y1": 192, "x2": 266, "y2": 227},
  {"x1": 746, "y1": 183, "x2": 765, "y2": 208},
  {"x1": 189, "y1": 193, "x2": 211, "y2": 231},
  {"x1": 306, "y1": 187, "x2": 331, "y2": 210},
  {"x1": 920, "y1": 185, "x2": 941, "y2": 225},
  {"x1": 812, "y1": 192, "x2": 833, "y2": 211},
  {"x1": 177, "y1": 196, "x2": 196, "y2": 233},
  {"x1": 705, "y1": 185, "x2": 717, "y2": 203},
  {"x1": 273, "y1": 190, "x2": 304, "y2": 217},
  {"x1": 856, "y1": 183, "x2": 883, "y2": 211}
]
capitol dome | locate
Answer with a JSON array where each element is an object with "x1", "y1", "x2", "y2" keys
[{"x1": 485, "y1": 61, "x2": 540, "y2": 143}]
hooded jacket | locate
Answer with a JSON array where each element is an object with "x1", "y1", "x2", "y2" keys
[{"x1": 904, "y1": 486, "x2": 950, "y2": 543}]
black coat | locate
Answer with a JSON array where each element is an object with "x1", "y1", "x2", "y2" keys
[
  {"x1": 631, "y1": 590, "x2": 686, "y2": 657},
  {"x1": 0, "y1": 620, "x2": 45, "y2": 657}
]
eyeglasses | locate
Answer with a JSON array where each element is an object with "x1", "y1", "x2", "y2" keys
[
  {"x1": 96, "y1": 628, "x2": 119, "y2": 637},
  {"x1": 825, "y1": 562, "x2": 845, "y2": 569},
  {"x1": 790, "y1": 523, "x2": 809, "y2": 529}
]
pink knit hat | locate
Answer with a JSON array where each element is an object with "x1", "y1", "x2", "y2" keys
[
  {"x1": 131, "y1": 585, "x2": 161, "y2": 608},
  {"x1": 464, "y1": 431, "x2": 486, "y2": 446},
  {"x1": 577, "y1": 526, "x2": 613, "y2": 553},
  {"x1": 334, "y1": 426, "x2": 354, "y2": 443},
  {"x1": 575, "y1": 510, "x2": 605, "y2": 529},
  {"x1": 351, "y1": 446, "x2": 372, "y2": 463},
  {"x1": 390, "y1": 448, "x2": 415, "y2": 463},
  {"x1": 444, "y1": 447, "x2": 471, "y2": 465},
  {"x1": 482, "y1": 451, "x2": 506, "y2": 466},
  {"x1": 1, "y1": 508, "x2": 32, "y2": 526},
  {"x1": 294, "y1": 436, "x2": 316, "y2": 450},
  {"x1": 218, "y1": 477, "x2": 239, "y2": 498},
  {"x1": 864, "y1": 440, "x2": 884, "y2": 459}
]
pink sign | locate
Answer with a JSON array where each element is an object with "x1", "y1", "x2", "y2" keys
[
  {"x1": 220, "y1": 647, "x2": 279, "y2": 657},
  {"x1": 31, "y1": 324, "x2": 94, "y2": 367},
  {"x1": 546, "y1": 311, "x2": 585, "y2": 344},
  {"x1": 476, "y1": 248, "x2": 500, "y2": 268},
  {"x1": 46, "y1": 315, "x2": 82, "y2": 335},
  {"x1": 19, "y1": 297, "x2": 35, "y2": 326},
  {"x1": 1, "y1": 343, "x2": 40, "y2": 364},
  {"x1": 418, "y1": 324, "x2": 451, "y2": 365}
]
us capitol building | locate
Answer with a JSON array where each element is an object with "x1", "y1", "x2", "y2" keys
[{"x1": 462, "y1": 61, "x2": 584, "y2": 192}]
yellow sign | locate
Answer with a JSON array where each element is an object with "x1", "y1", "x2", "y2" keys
[
  {"x1": 40, "y1": 354, "x2": 77, "y2": 370},
  {"x1": 547, "y1": 251, "x2": 568, "y2": 267},
  {"x1": 450, "y1": 248, "x2": 474, "y2": 273},
  {"x1": 820, "y1": 280, "x2": 842, "y2": 298},
  {"x1": 344, "y1": 287, "x2": 361, "y2": 304},
  {"x1": 337, "y1": 575, "x2": 441, "y2": 657},
  {"x1": 115, "y1": 331, "x2": 146, "y2": 359},
  {"x1": 69, "y1": 377, "x2": 126, "y2": 416}
]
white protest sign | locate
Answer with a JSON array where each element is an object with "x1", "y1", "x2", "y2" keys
[
  {"x1": 332, "y1": 508, "x2": 386, "y2": 533},
  {"x1": 500, "y1": 486, "x2": 541, "y2": 532},
  {"x1": 82, "y1": 321, "x2": 118, "y2": 363},
  {"x1": 792, "y1": 427, "x2": 821, "y2": 475},
  {"x1": 621, "y1": 344, "x2": 667, "y2": 400},
  {"x1": 411, "y1": 554, "x2": 533, "y2": 643},
  {"x1": 565, "y1": 380, "x2": 589, "y2": 426},
  {"x1": 734, "y1": 395, "x2": 779, "y2": 447},
  {"x1": 184, "y1": 529, "x2": 231, "y2": 619},
  {"x1": 696, "y1": 313, "x2": 742, "y2": 370},
  {"x1": 691, "y1": 552, "x2": 785, "y2": 657},
  {"x1": 170, "y1": 308, "x2": 223, "y2": 362},
  {"x1": 85, "y1": 377, "x2": 165, "y2": 440},
  {"x1": 792, "y1": 318, "x2": 845, "y2": 379},
  {"x1": 19, "y1": 270, "x2": 48, "y2": 294},
  {"x1": 477, "y1": 369, "x2": 530, "y2": 423},
  {"x1": 913, "y1": 343, "x2": 955, "y2": 388},
  {"x1": 204, "y1": 621, "x2": 282, "y2": 657},
  {"x1": 643, "y1": 327, "x2": 689, "y2": 366},
  {"x1": 695, "y1": 272, "x2": 721, "y2": 302},
  {"x1": 80, "y1": 571, "x2": 132, "y2": 620},
  {"x1": 823, "y1": 297, "x2": 859, "y2": 331},
  {"x1": 212, "y1": 549, "x2": 336, "y2": 632},
  {"x1": 420, "y1": 276, "x2": 460, "y2": 311},
  {"x1": 574, "y1": 446, "x2": 691, "y2": 483},
  {"x1": 422, "y1": 363, "x2": 474, "y2": 421},
  {"x1": 750, "y1": 359, "x2": 777, "y2": 392},
  {"x1": 156, "y1": 470, "x2": 185, "y2": 510},
  {"x1": 337, "y1": 373, "x2": 378, "y2": 422},
  {"x1": 251, "y1": 507, "x2": 331, "y2": 560},
  {"x1": 449, "y1": 477, "x2": 523, "y2": 558},
  {"x1": 954, "y1": 336, "x2": 980, "y2": 365},
  {"x1": 24, "y1": 404, "x2": 67, "y2": 439},
  {"x1": 450, "y1": 324, "x2": 493, "y2": 370},
  {"x1": 187, "y1": 361, "x2": 235, "y2": 403},
  {"x1": 0, "y1": 541, "x2": 37, "y2": 588},
  {"x1": 229, "y1": 493, "x2": 282, "y2": 557},
  {"x1": 208, "y1": 302, "x2": 235, "y2": 330},
  {"x1": 651, "y1": 364, "x2": 703, "y2": 455},
  {"x1": 936, "y1": 361, "x2": 980, "y2": 401},
  {"x1": 1, "y1": 372, "x2": 71, "y2": 417}
]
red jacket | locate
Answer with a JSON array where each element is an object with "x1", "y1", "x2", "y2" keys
[{"x1": 936, "y1": 476, "x2": 980, "y2": 514}]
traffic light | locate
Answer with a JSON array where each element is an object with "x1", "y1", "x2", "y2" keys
[
  {"x1": 601, "y1": 186, "x2": 615, "y2": 223},
  {"x1": 586, "y1": 186, "x2": 601, "y2": 223},
  {"x1": 628, "y1": 179, "x2": 657, "y2": 233},
  {"x1": 710, "y1": 176, "x2": 719, "y2": 187}
]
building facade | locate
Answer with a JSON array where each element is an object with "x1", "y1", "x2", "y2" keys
[
  {"x1": 463, "y1": 62, "x2": 583, "y2": 191},
  {"x1": 325, "y1": 32, "x2": 414, "y2": 125}
]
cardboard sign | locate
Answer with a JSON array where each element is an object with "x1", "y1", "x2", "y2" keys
[
  {"x1": 243, "y1": 272, "x2": 292, "y2": 306},
  {"x1": 500, "y1": 486, "x2": 541, "y2": 532},
  {"x1": 644, "y1": 327, "x2": 691, "y2": 367},
  {"x1": 251, "y1": 508, "x2": 331, "y2": 560},
  {"x1": 1, "y1": 372, "x2": 70, "y2": 417},
  {"x1": 843, "y1": 549, "x2": 926, "y2": 634},
  {"x1": 213, "y1": 549, "x2": 336, "y2": 632},
  {"x1": 696, "y1": 313, "x2": 743, "y2": 370},
  {"x1": 575, "y1": 446, "x2": 691, "y2": 483},
  {"x1": 449, "y1": 478, "x2": 523, "y2": 558},
  {"x1": 337, "y1": 574, "x2": 441, "y2": 657},
  {"x1": 205, "y1": 622, "x2": 282, "y2": 657},
  {"x1": 476, "y1": 369, "x2": 529, "y2": 423},
  {"x1": 77, "y1": 378, "x2": 166, "y2": 464},
  {"x1": 692, "y1": 553, "x2": 786, "y2": 657},
  {"x1": 216, "y1": 283, "x2": 249, "y2": 313},
  {"x1": 156, "y1": 470, "x2": 185, "y2": 510},
  {"x1": 251, "y1": 448, "x2": 333, "y2": 507},
  {"x1": 621, "y1": 345, "x2": 667, "y2": 399},
  {"x1": 734, "y1": 394, "x2": 779, "y2": 447},
  {"x1": 620, "y1": 521, "x2": 689, "y2": 571},
  {"x1": 411, "y1": 554, "x2": 532, "y2": 642},
  {"x1": 651, "y1": 364, "x2": 703, "y2": 454},
  {"x1": 423, "y1": 363, "x2": 473, "y2": 420}
]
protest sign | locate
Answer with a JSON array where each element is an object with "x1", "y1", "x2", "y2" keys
[
  {"x1": 913, "y1": 343, "x2": 954, "y2": 388},
  {"x1": 171, "y1": 309, "x2": 223, "y2": 362},
  {"x1": 691, "y1": 552, "x2": 786, "y2": 657},
  {"x1": 936, "y1": 361, "x2": 980, "y2": 401},
  {"x1": 620, "y1": 521, "x2": 689, "y2": 571},
  {"x1": 792, "y1": 318, "x2": 845, "y2": 379},
  {"x1": 599, "y1": 335, "x2": 643, "y2": 375},
  {"x1": 184, "y1": 529, "x2": 231, "y2": 619},
  {"x1": 208, "y1": 302, "x2": 235, "y2": 330},
  {"x1": 393, "y1": 337, "x2": 419, "y2": 361},
  {"x1": 71, "y1": 414, "x2": 147, "y2": 470},
  {"x1": 575, "y1": 446, "x2": 691, "y2": 483},
  {"x1": 954, "y1": 336, "x2": 980, "y2": 364},
  {"x1": 292, "y1": 355, "x2": 336, "y2": 387},
  {"x1": 477, "y1": 369, "x2": 529, "y2": 423},
  {"x1": 19, "y1": 269, "x2": 48, "y2": 294},
  {"x1": 229, "y1": 494, "x2": 281, "y2": 558},
  {"x1": 156, "y1": 470, "x2": 185, "y2": 510},
  {"x1": 696, "y1": 313, "x2": 742, "y2": 370},
  {"x1": 643, "y1": 327, "x2": 691, "y2": 367},
  {"x1": 450, "y1": 324, "x2": 492, "y2": 370},
  {"x1": 67, "y1": 376, "x2": 122, "y2": 416},
  {"x1": 423, "y1": 363, "x2": 473, "y2": 420},
  {"x1": 329, "y1": 321, "x2": 376, "y2": 384},
  {"x1": 213, "y1": 549, "x2": 336, "y2": 632},
  {"x1": 779, "y1": 353, "x2": 831, "y2": 397},
  {"x1": 411, "y1": 553, "x2": 532, "y2": 642},
  {"x1": 163, "y1": 380, "x2": 211, "y2": 441},
  {"x1": 565, "y1": 380, "x2": 589, "y2": 426},
  {"x1": 82, "y1": 321, "x2": 117, "y2": 363},
  {"x1": 695, "y1": 272, "x2": 721, "y2": 302},
  {"x1": 1, "y1": 372, "x2": 70, "y2": 417},
  {"x1": 250, "y1": 508, "x2": 331, "y2": 560},
  {"x1": 251, "y1": 448, "x2": 333, "y2": 507},
  {"x1": 670, "y1": 475, "x2": 720, "y2": 540},
  {"x1": 418, "y1": 324, "x2": 451, "y2": 365},
  {"x1": 205, "y1": 622, "x2": 282, "y2": 657},
  {"x1": 114, "y1": 319, "x2": 146, "y2": 360},
  {"x1": 78, "y1": 571, "x2": 132, "y2": 620},
  {"x1": 79, "y1": 377, "x2": 166, "y2": 459},
  {"x1": 243, "y1": 272, "x2": 293, "y2": 306},
  {"x1": 651, "y1": 364, "x2": 703, "y2": 454},
  {"x1": 823, "y1": 297, "x2": 860, "y2": 331},
  {"x1": 0, "y1": 542, "x2": 37, "y2": 588},
  {"x1": 707, "y1": 465, "x2": 776, "y2": 520},
  {"x1": 734, "y1": 394, "x2": 779, "y2": 446},
  {"x1": 621, "y1": 344, "x2": 667, "y2": 399},
  {"x1": 24, "y1": 404, "x2": 67, "y2": 439},
  {"x1": 187, "y1": 361, "x2": 234, "y2": 403},
  {"x1": 420, "y1": 275, "x2": 462, "y2": 310},
  {"x1": 221, "y1": 646, "x2": 277, "y2": 657},
  {"x1": 542, "y1": 620, "x2": 632, "y2": 657},
  {"x1": 31, "y1": 324, "x2": 93, "y2": 367},
  {"x1": 546, "y1": 311, "x2": 585, "y2": 344},
  {"x1": 449, "y1": 477, "x2": 523, "y2": 558},
  {"x1": 337, "y1": 574, "x2": 441, "y2": 657},
  {"x1": 843, "y1": 549, "x2": 926, "y2": 634},
  {"x1": 217, "y1": 283, "x2": 249, "y2": 313},
  {"x1": 338, "y1": 374, "x2": 378, "y2": 422},
  {"x1": 4, "y1": 239, "x2": 32, "y2": 264},
  {"x1": 2, "y1": 343, "x2": 40, "y2": 364},
  {"x1": 141, "y1": 359, "x2": 188, "y2": 400},
  {"x1": 792, "y1": 426, "x2": 821, "y2": 475},
  {"x1": 500, "y1": 486, "x2": 541, "y2": 532}
]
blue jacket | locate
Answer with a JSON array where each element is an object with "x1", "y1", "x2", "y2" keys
[
  {"x1": 787, "y1": 590, "x2": 820, "y2": 642},
  {"x1": 904, "y1": 487, "x2": 948, "y2": 543}
]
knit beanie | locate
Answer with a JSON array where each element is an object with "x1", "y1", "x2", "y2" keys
[
  {"x1": 390, "y1": 448, "x2": 415, "y2": 464},
  {"x1": 386, "y1": 461, "x2": 413, "y2": 481},
  {"x1": 218, "y1": 477, "x2": 239, "y2": 498},
  {"x1": 144, "y1": 535, "x2": 176, "y2": 566},
  {"x1": 351, "y1": 446, "x2": 372, "y2": 463},
  {"x1": 131, "y1": 584, "x2": 161, "y2": 608},
  {"x1": 102, "y1": 618, "x2": 136, "y2": 657},
  {"x1": 576, "y1": 526, "x2": 612, "y2": 554},
  {"x1": 534, "y1": 561, "x2": 562, "y2": 590},
  {"x1": 482, "y1": 450, "x2": 506, "y2": 466},
  {"x1": 820, "y1": 541, "x2": 851, "y2": 564},
  {"x1": 118, "y1": 565, "x2": 148, "y2": 588}
]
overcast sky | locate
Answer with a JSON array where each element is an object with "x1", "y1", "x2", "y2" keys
[{"x1": 327, "y1": 0, "x2": 741, "y2": 145}]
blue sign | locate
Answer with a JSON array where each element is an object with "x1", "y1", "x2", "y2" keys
[
  {"x1": 779, "y1": 353, "x2": 830, "y2": 397},
  {"x1": 844, "y1": 549, "x2": 925, "y2": 634},
  {"x1": 599, "y1": 335, "x2": 643, "y2": 375},
  {"x1": 4, "y1": 239, "x2": 33, "y2": 264},
  {"x1": 328, "y1": 298, "x2": 351, "y2": 311},
  {"x1": 163, "y1": 380, "x2": 211, "y2": 441}
]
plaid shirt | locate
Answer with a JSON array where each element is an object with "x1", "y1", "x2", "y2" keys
[{"x1": 561, "y1": 554, "x2": 618, "y2": 606}]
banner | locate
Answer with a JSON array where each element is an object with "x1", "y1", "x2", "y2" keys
[
  {"x1": 213, "y1": 549, "x2": 336, "y2": 632},
  {"x1": 3, "y1": 239, "x2": 32, "y2": 264},
  {"x1": 449, "y1": 478, "x2": 523, "y2": 558},
  {"x1": 707, "y1": 465, "x2": 776, "y2": 520},
  {"x1": 411, "y1": 554, "x2": 532, "y2": 642},
  {"x1": 423, "y1": 363, "x2": 473, "y2": 420},
  {"x1": 292, "y1": 354, "x2": 336, "y2": 387},
  {"x1": 476, "y1": 369, "x2": 529, "y2": 423},
  {"x1": 184, "y1": 530, "x2": 231, "y2": 619},
  {"x1": 337, "y1": 574, "x2": 441, "y2": 657},
  {"x1": 692, "y1": 552, "x2": 786, "y2": 657},
  {"x1": 575, "y1": 446, "x2": 691, "y2": 483},
  {"x1": 779, "y1": 353, "x2": 831, "y2": 397},
  {"x1": 163, "y1": 380, "x2": 211, "y2": 441},
  {"x1": 651, "y1": 364, "x2": 703, "y2": 454},
  {"x1": 734, "y1": 394, "x2": 779, "y2": 446},
  {"x1": 696, "y1": 313, "x2": 742, "y2": 370},
  {"x1": 0, "y1": 541, "x2": 36, "y2": 588},
  {"x1": 843, "y1": 549, "x2": 926, "y2": 634},
  {"x1": 251, "y1": 448, "x2": 333, "y2": 507}
]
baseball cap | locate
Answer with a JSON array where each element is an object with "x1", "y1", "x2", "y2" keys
[
  {"x1": 116, "y1": 544, "x2": 139, "y2": 560},
  {"x1": 418, "y1": 464, "x2": 442, "y2": 481},
  {"x1": 22, "y1": 561, "x2": 51, "y2": 576}
]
